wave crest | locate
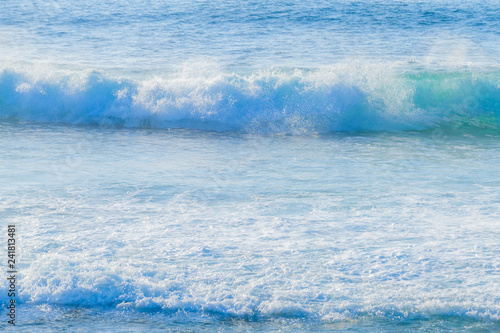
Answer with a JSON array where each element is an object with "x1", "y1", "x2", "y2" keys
[{"x1": 0, "y1": 66, "x2": 498, "y2": 133}]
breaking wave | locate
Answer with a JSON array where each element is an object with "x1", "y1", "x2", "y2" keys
[{"x1": 0, "y1": 65, "x2": 498, "y2": 134}]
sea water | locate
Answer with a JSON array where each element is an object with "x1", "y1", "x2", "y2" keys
[{"x1": 0, "y1": 0, "x2": 499, "y2": 331}]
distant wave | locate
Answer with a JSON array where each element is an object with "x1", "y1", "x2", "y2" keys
[{"x1": 0, "y1": 66, "x2": 498, "y2": 134}]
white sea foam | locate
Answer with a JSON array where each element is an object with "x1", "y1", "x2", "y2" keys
[
  {"x1": 0, "y1": 64, "x2": 498, "y2": 134},
  {"x1": 1, "y1": 125, "x2": 499, "y2": 328}
]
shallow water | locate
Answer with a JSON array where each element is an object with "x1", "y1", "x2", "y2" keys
[{"x1": 1, "y1": 123, "x2": 500, "y2": 331}]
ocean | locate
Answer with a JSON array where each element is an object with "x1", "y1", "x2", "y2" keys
[{"x1": 1, "y1": 0, "x2": 499, "y2": 331}]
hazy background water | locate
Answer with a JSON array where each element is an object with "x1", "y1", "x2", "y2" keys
[{"x1": 1, "y1": 0, "x2": 499, "y2": 72}]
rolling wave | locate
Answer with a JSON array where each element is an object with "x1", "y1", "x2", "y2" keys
[
  {"x1": 0, "y1": 65, "x2": 498, "y2": 134},
  {"x1": 9, "y1": 262, "x2": 500, "y2": 324}
]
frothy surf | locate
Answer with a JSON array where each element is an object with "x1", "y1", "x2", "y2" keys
[
  {"x1": 1, "y1": 65, "x2": 498, "y2": 134},
  {"x1": 8, "y1": 255, "x2": 500, "y2": 323}
]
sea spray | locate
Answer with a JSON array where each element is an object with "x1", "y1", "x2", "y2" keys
[{"x1": 1, "y1": 65, "x2": 498, "y2": 134}]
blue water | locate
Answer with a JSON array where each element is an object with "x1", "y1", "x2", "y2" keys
[{"x1": 1, "y1": 0, "x2": 500, "y2": 331}]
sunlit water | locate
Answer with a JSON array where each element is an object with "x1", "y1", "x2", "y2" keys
[{"x1": 1, "y1": 0, "x2": 499, "y2": 331}]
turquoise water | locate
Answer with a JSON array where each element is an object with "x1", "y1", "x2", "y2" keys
[{"x1": 1, "y1": 0, "x2": 499, "y2": 331}]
